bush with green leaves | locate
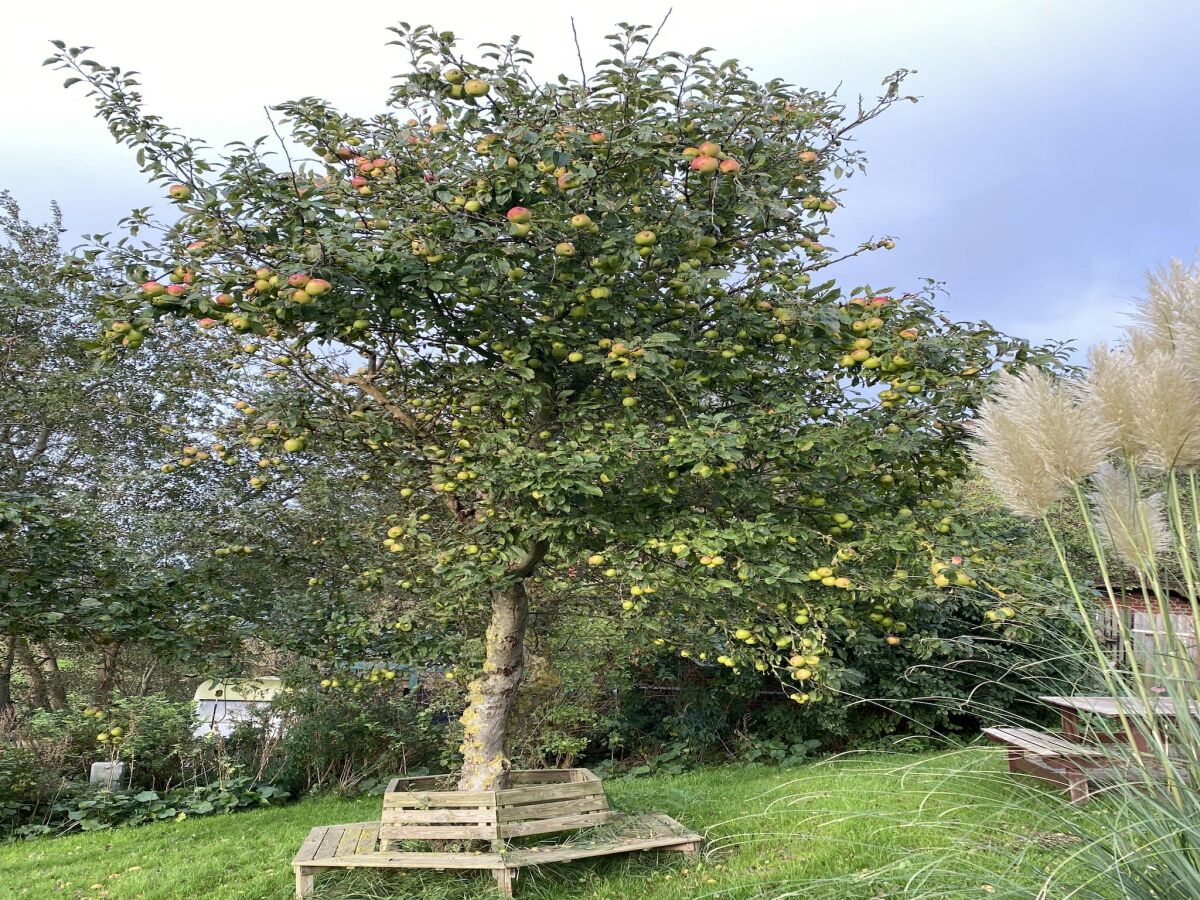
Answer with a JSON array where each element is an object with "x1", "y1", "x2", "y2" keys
[{"x1": 8, "y1": 776, "x2": 287, "y2": 839}]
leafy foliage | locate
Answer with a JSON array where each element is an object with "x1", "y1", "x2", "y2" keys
[{"x1": 45, "y1": 23, "x2": 1065, "y2": 773}]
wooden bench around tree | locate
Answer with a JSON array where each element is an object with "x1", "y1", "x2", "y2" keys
[
  {"x1": 292, "y1": 769, "x2": 702, "y2": 898},
  {"x1": 982, "y1": 726, "x2": 1106, "y2": 803}
]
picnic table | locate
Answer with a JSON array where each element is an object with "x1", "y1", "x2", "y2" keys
[
  {"x1": 1040, "y1": 694, "x2": 1198, "y2": 753},
  {"x1": 983, "y1": 694, "x2": 1196, "y2": 803}
]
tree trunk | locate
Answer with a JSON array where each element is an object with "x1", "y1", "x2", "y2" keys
[
  {"x1": 32, "y1": 642, "x2": 67, "y2": 709},
  {"x1": 136, "y1": 659, "x2": 159, "y2": 696},
  {"x1": 0, "y1": 636, "x2": 17, "y2": 724},
  {"x1": 93, "y1": 642, "x2": 121, "y2": 708},
  {"x1": 456, "y1": 540, "x2": 547, "y2": 792},
  {"x1": 16, "y1": 640, "x2": 50, "y2": 709}
]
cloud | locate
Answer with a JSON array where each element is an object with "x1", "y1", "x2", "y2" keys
[{"x1": 4, "y1": 0, "x2": 1199, "y2": 345}]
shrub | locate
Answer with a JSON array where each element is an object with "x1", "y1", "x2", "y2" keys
[{"x1": 223, "y1": 668, "x2": 460, "y2": 795}]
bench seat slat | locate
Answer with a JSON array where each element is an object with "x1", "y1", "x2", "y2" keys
[
  {"x1": 382, "y1": 806, "x2": 499, "y2": 824},
  {"x1": 496, "y1": 795, "x2": 609, "y2": 823},
  {"x1": 983, "y1": 726, "x2": 1105, "y2": 757}
]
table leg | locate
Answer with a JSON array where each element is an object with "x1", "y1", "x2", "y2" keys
[
  {"x1": 294, "y1": 867, "x2": 316, "y2": 899},
  {"x1": 1060, "y1": 709, "x2": 1082, "y2": 739}
]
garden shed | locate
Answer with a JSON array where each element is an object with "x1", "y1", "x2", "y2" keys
[
  {"x1": 1098, "y1": 588, "x2": 1199, "y2": 682},
  {"x1": 192, "y1": 676, "x2": 282, "y2": 737}
]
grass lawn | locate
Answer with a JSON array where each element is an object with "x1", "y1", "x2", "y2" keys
[{"x1": 0, "y1": 748, "x2": 1101, "y2": 900}]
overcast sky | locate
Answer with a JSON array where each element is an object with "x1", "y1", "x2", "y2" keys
[{"x1": 4, "y1": 0, "x2": 1197, "y2": 351}]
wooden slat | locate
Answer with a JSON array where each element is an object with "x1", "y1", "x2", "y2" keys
[
  {"x1": 298, "y1": 812, "x2": 702, "y2": 871},
  {"x1": 509, "y1": 769, "x2": 575, "y2": 785},
  {"x1": 353, "y1": 825, "x2": 379, "y2": 856},
  {"x1": 983, "y1": 727, "x2": 1104, "y2": 757},
  {"x1": 496, "y1": 796, "x2": 609, "y2": 823},
  {"x1": 382, "y1": 806, "x2": 497, "y2": 824},
  {"x1": 387, "y1": 774, "x2": 455, "y2": 791},
  {"x1": 379, "y1": 824, "x2": 497, "y2": 840},
  {"x1": 314, "y1": 825, "x2": 344, "y2": 861},
  {"x1": 497, "y1": 781, "x2": 601, "y2": 805},
  {"x1": 335, "y1": 826, "x2": 360, "y2": 858},
  {"x1": 1040, "y1": 694, "x2": 1199, "y2": 718},
  {"x1": 505, "y1": 813, "x2": 702, "y2": 864},
  {"x1": 499, "y1": 811, "x2": 614, "y2": 839},
  {"x1": 292, "y1": 827, "x2": 326, "y2": 864},
  {"x1": 384, "y1": 789, "x2": 496, "y2": 807},
  {"x1": 304, "y1": 850, "x2": 505, "y2": 870}
]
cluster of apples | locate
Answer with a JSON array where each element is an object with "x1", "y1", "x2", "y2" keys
[
  {"x1": 505, "y1": 205, "x2": 533, "y2": 237},
  {"x1": 82, "y1": 707, "x2": 125, "y2": 745},
  {"x1": 682, "y1": 140, "x2": 742, "y2": 175},
  {"x1": 254, "y1": 269, "x2": 332, "y2": 305},
  {"x1": 140, "y1": 265, "x2": 194, "y2": 303},
  {"x1": 835, "y1": 296, "x2": 906, "y2": 371},
  {"x1": 346, "y1": 155, "x2": 396, "y2": 193},
  {"x1": 442, "y1": 66, "x2": 490, "y2": 99},
  {"x1": 786, "y1": 649, "x2": 823, "y2": 683},
  {"x1": 213, "y1": 544, "x2": 255, "y2": 557},
  {"x1": 318, "y1": 666, "x2": 400, "y2": 693},
  {"x1": 867, "y1": 604, "x2": 908, "y2": 642},
  {"x1": 806, "y1": 564, "x2": 854, "y2": 590},
  {"x1": 161, "y1": 443, "x2": 214, "y2": 473},
  {"x1": 103, "y1": 320, "x2": 145, "y2": 349},
  {"x1": 931, "y1": 557, "x2": 977, "y2": 589}
]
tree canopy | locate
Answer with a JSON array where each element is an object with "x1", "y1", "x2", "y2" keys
[{"x1": 47, "y1": 23, "x2": 1062, "y2": 788}]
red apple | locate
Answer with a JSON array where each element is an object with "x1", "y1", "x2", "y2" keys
[
  {"x1": 288, "y1": 273, "x2": 311, "y2": 288},
  {"x1": 141, "y1": 281, "x2": 166, "y2": 297},
  {"x1": 697, "y1": 141, "x2": 721, "y2": 157},
  {"x1": 165, "y1": 284, "x2": 188, "y2": 297},
  {"x1": 506, "y1": 207, "x2": 532, "y2": 224},
  {"x1": 589, "y1": 131, "x2": 606, "y2": 144},
  {"x1": 214, "y1": 294, "x2": 234, "y2": 306},
  {"x1": 198, "y1": 317, "x2": 217, "y2": 329},
  {"x1": 690, "y1": 156, "x2": 720, "y2": 174},
  {"x1": 718, "y1": 158, "x2": 741, "y2": 174},
  {"x1": 304, "y1": 278, "x2": 332, "y2": 296}
]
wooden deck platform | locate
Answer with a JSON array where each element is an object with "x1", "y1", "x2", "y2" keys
[{"x1": 292, "y1": 812, "x2": 702, "y2": 897}]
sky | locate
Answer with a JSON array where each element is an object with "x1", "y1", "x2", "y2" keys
[{"x1": 3, "y1": 0, "x2": 1198, "y2": 352}]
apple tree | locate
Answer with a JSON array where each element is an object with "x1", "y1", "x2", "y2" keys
[{"x1": 49, "y1": 24, "x2": 1058, "y2": 788}]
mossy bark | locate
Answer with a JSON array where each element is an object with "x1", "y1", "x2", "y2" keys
[{"x1": 456, "y1": 540, "x2": 547, "y2": 792}]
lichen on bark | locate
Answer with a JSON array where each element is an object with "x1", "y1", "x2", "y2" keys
[{"x1": 456, "y1": 540, "x2": 547, "y2": 792}]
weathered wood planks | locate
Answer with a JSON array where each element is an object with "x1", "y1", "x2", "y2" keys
[
  {"x1": 292, "y1": 810, "x2": 703, "y2": 898},
  {"x1": 379, "y1": 768, "x2": 613, "y2": 842}
]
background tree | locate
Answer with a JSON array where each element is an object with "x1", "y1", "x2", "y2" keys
[
  {"x1": 0, "y1": 192, "x2": 265, "y2": 712},
  {"x1": 49, "y1": 23, "x2": 1062, "y2": 789}
]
